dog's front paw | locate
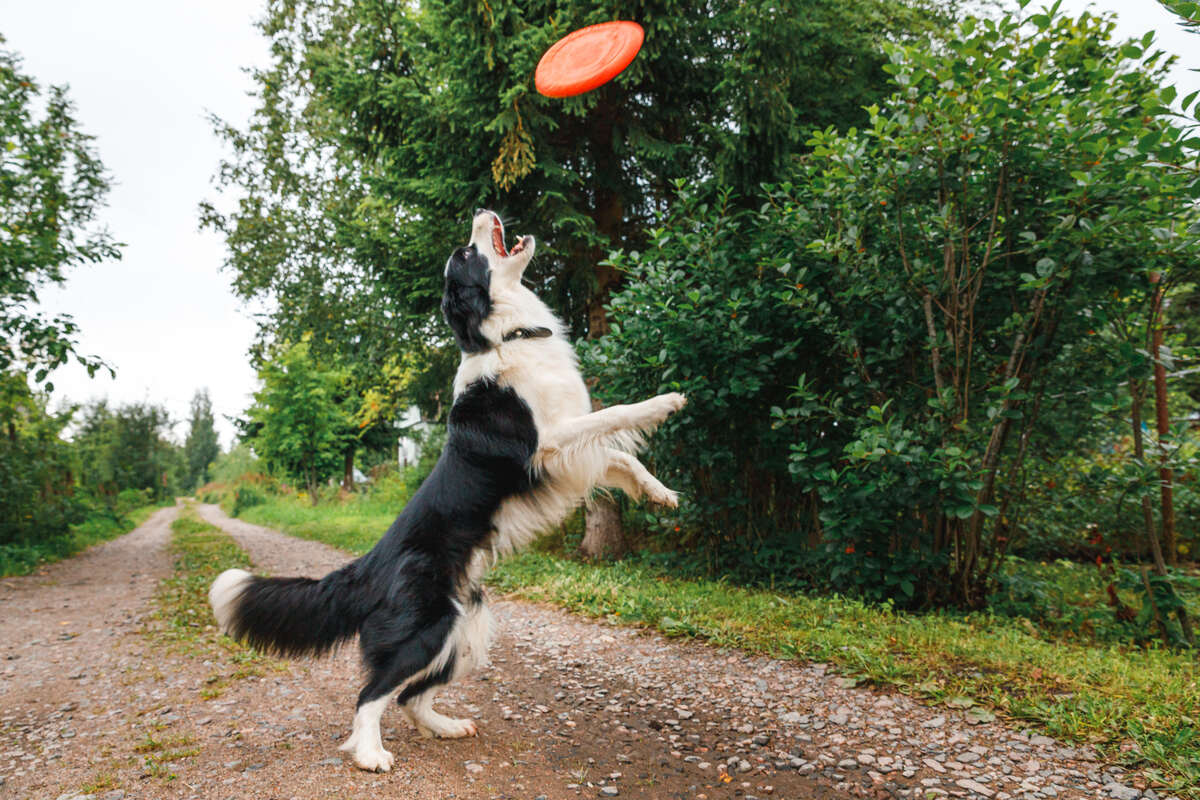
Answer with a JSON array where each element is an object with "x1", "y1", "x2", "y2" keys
[
  {"x1": 353, "y1": 743, "x2": 395, "y2": 773},
  {"x1": 650, "y1": 486, "x2": 680, "y2": 508},
  {"x1": 647, "y1": 392, "x2": 687, "y2": 423}
]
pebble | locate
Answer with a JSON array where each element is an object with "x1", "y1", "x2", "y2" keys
[
  {"x1": 599, "y1": 788, "x2": 619, "y2": 797},
  {"x1": 1107, "y1": 785, "x2": 1141, "y2": 800}
]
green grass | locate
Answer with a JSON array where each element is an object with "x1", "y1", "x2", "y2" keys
[
  {"x1": 0, "y1": 504, "x2": 163, "y2": 577},
  {"x1": 154, "y1": 506, "x2": 272, "y2": 686},
  {"x1": 236, "y1": 491, "x2": 1200, "y2": 796}
]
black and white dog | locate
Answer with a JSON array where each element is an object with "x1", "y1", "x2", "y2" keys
[{"x1": 209, "y1": 210, "x2": 685, "y2": 772}]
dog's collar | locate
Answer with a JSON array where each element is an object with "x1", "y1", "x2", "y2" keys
[{"x1": 500, "y1": 326, "x2": 554, "y2": 344}]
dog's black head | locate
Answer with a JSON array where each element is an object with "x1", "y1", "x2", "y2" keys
[{"x1": 442, "y1": 243, "x2": 492, "y2": 353}]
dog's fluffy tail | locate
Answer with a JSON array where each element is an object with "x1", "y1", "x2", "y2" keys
[{"x1": 209, "y1": 565, "x2": 366, "y2": 658}]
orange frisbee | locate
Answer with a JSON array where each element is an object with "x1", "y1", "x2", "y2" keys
[{"x1": 535, "y1": 21, "x2": 644, "y2": 98}]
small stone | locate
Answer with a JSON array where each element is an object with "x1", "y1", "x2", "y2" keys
[
  {"x1": 599, "y1": 788, "x2": 619, "y2": 797},
  {"x1": 924, "y1": 758, "x2": 946, "y2": 773},
  {"x1": 779, "y1": 711, "x2": 802, "y2": 724},
  {"x1": 738, "y1": 759, "x2": 753, "y2": 773},
  {"x1": 316, "y1": 757, "x2": 343, "y2": 766},
  {"x1": 466, "y1": 762, "x2": 484, "y2": 774},
  {"x1": 245, "y1": 763, "x2": 265, "y2": 771},
  {"x1": 955, "y1": 778, "x2": 995, "y2": 797},
  {"x1": 923, "y1": 715, "x2": 947, "y2": 728},
  {"x1": 956, "y1": 752, "x2": 981, "y2": 763},
  {"x1": 1107, "y1": 785, "x2": 1141, "y2": 800},
  {"x1": 101, "y1": 792, "x2": 125, "y2": 800}
]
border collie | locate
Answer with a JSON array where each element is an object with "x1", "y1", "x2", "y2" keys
[{"x1": 209, "y1": 210, "x2": 685, "y2": 772}]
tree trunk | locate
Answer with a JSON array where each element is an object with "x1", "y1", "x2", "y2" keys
[
  {"x1": 1130, "y1": 377, "x2": 1195, "y2": 648},
  {"x1": 580, "y1": 133, "x2": 628, "y2": 559},
  {"x1": 1150, "y1": 283, "x2": 1177, "y2": 565},
  {"x1": 581, "y1": 496, "x2": 626, "y2": 559},
  {"x1": 342, "y1": 446, "x2": 356, "y2": 492}
]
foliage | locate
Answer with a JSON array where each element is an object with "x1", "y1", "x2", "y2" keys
[
  {"x1": 202, "y1": 0, "x2": 952, "y2": 431},
  {"x1": 182, "y1": 389, "x2": 220, "y2": 491},
  {"x1": 589, "y1": 5, "x2": 1200, "y2": 609},
  {"x1": 74, "y1": 398, "x2": 183, "y2": 504},
  {"x1": 246, "y1": 338, "x2": 353, "y2": 499},
  {"x1": 0, "y1": 372, "x2": 85, "y2": 545},
  {"x1": 0, "y1": 35, "x2": 119, "y2": 383},
  {"x1": 0, "y1": 501, "x2": 158, "y2": 578},
  {"x1": 1159, "y1": 0, "x2": 1200, "y2": 33},
  {"x1": 209, "y1": 441, "x2": 261, "y2": 484}
]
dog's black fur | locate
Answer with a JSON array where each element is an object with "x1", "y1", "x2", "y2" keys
[{"x1": 218, "y1": 244, "x2": 538, "y2": 711}]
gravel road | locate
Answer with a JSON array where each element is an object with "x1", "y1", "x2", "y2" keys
[{"x1": 0, "y1": 504, "x2": 1161, "y2": 800}]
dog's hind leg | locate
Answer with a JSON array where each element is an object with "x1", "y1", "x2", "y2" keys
[
  {"x1": 401, "y1": 685, "x2": 478, "y2": 739},
  {"x1": 342, "y1": 610, "x2": 456, "y2": 772},
  {"x1": 397, "y1": 592, "x2": 491, "y2": 738},
  {"x1": 601, "y1": 449, "x2": 678, "y2": 507}
]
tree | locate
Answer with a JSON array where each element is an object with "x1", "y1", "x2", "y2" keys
[
  {"x1": 74, "y1": 399, "x2": 181, "y2": 504},
  {"x1": 1, "y1": 35, "x2": 120, "y2": 385},
  {"x1": 0, "y1": 373, "x2": 83, "y2": 547},
  {"x1": 183, "y1": 389, "x2": 221, "y2": 491},
  {"x1": 591, "y1": 5, "x2": 1200, "y2": 608},
  {"x1": 203, "y1": 0, "x2": 952, "y2": 555},
  {"x1": 247, "y1": 339, "x2": 353, "y2": 501}
]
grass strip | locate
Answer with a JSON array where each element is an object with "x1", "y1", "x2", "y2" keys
[
  {"x1": 155, "y1": 506, "x2": 272, "y2": 685},
  {"x1": 0, "y1": 504, "x2": 163, "y2": 578},
  {"x1": 239, "y1": 495, "x2": 1199, "y2": 796}
]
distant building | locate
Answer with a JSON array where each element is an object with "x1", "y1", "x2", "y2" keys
[{"x1": 397, "y1": 405, "x2": 433, "y2": 467}]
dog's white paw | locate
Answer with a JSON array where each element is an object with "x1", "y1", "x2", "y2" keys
[
  {"x1": 650, "y1": 486, "x2": 680, "y2": 508},
  {"x1": 654, "y1": 392, "x2": 687, "y2": 418},
  {"x1": 424, "y1": 716, "x2": 478, "y2": 739},
  {"x1": 351, "y1": 742, "x2": 395, "y2": 773}
]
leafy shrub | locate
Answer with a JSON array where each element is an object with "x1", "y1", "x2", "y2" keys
[
  {"x1": 591, "y1": 6, "x2": 1200, "y2": 608},
  {"x1": 232, "y1": 486, "x2": 267, "y2": 517}
]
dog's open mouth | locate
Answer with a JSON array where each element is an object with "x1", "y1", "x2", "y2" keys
[{"x1": 489, "y1": 212, "x2": 527, "y2": 258}]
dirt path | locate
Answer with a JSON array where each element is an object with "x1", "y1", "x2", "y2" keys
[{"x1": 1, "y1": 506, "x2": 1152, "y2": 800}]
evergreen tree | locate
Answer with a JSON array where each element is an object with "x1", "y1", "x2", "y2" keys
[{"x1": 183, "y1": 389, "x2": 221, "y2": 491}]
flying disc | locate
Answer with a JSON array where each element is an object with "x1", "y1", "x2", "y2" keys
[{"x1": 535, "y1": 21, "x2": 644, "y2": 98}]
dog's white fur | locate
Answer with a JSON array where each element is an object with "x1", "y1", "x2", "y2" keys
[{"x1": 457, "y1": 211, "x2": 683, "y2": 573}]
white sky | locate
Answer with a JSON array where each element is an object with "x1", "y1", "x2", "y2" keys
[
  {"x1": 3, "y1": 1, "x2": 269, "y2": 448},
  {"x1": 3, "y1": 0, "x2": 1198, "y2": 450}
]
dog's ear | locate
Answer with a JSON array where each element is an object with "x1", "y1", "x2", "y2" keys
[{"x1": 442, "y1": 281, "x2": 492, "y2": 352}]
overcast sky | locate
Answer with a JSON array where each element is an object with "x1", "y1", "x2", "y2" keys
[{"x1": 3, "y1": 0, "x2": 1198, "y2": 450}]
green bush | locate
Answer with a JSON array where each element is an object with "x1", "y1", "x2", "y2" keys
[
  {"x1": 590, "y1": 5, "x2": 1200, "y2": 608},
  {"x1": 231, "y1": 486, "x2": 267, "y2": 517}
]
